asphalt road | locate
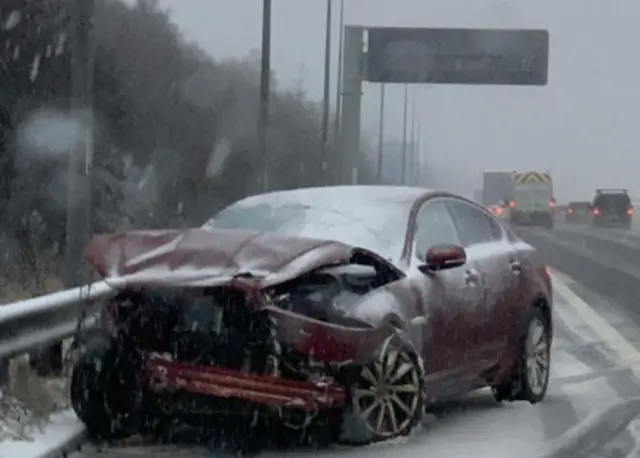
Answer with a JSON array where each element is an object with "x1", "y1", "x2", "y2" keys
[
  {"x1": 516, "y1": 221, "x2": 640, "y2": 457},
  {"x1": 516, "y1": 222, "x2": 640, "y2": 349}
]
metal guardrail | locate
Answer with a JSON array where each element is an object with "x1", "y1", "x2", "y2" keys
[
  {"x1": 0, "y1": 281, "x2": 116, "y2": 361},
  {"x1": 0, "y1": 281, "x2": 117, "y2": 457}
]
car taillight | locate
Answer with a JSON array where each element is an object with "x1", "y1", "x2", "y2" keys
[
  {"x1": 509, "y1": 200, "x2": 516, "y2": 208},
  {"x1": 593, "y1": 208, "x2": 600, "y2": 216},
  {"x1": 628, "y1": 207, "x2": 634, "y2": 216},
  {"x1": 549, "y1": 200, "x2": 556, "y2": 208},
  {"x1": 568, "y1": 209, "x2": 573, "y2": 214}
]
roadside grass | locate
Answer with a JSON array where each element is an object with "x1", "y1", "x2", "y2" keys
[{"x1": 0, "y1": 275, "x2": 74, "y2": 442}]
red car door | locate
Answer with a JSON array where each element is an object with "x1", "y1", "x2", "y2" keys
[
  {"x1": 499, "y1": 226, "x2": 543, "y2": 357},
  {"x1": 444, "y1": 200, "x2": 506, "y2": 378},
  {"x1": 411, "y1": 199, "x2": 481, "y2": 391},
  {"x1": 487, "y1": 219, "x2": 529, "y2": 361}
]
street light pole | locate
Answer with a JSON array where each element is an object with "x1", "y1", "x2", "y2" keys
[
  {"x1": 377, "y1": 83, "x2": 385, "y2": 182},
  {"x1": 321, "y1": 0, "x2": 332, "y2": 166},
  {"x1": 410, "y1": 95, "x2": 416, "y2": 185},
  {"x1": 65, "y1": 0, "x2": 95, "y2": 287},
  {"x1": 258, "y1": 0, "x2": 272, "y2": 192},
  {"x1": 416, "y1": 113, "x2": 422, "y2": 185},
  {"x1": 401, "y1": 84, "x2": 408, "y2": 185},
  {"x1": 333, "y1": 0, "x2": 344, "y2": 157},
  {"x1": 44, "y1": 0, "x2": 95, "y2": 376}
]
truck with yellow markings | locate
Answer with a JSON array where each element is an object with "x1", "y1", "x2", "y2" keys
[{"x1": 508, "y1": 171, "x2": 556, "y2": 228}]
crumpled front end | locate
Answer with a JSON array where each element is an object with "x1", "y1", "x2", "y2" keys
[{"x1": 102, "y1": 280, "x2": 392, "y2": 421}]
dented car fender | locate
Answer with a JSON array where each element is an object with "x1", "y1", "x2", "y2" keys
[
  {"x1": 264, "y1": 305, "x2": 394, "y2": 364},
  {"x1": 344, "y1": 280, "x2": 422, "y2": 330}
]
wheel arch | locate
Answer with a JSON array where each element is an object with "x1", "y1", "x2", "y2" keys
[
  {"x1": 532, "y1": 295, "x2": 552, "y2": 338},
  {"x1": 384, "y1": 314, "x2": 407, "y2": 332}
]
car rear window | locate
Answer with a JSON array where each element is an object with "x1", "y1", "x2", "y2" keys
[
  {"x1": 569, "y1": 202, "x2": 590, "y2": 211},
  {"x1": 594, "y1": 194, "x2": 631, "y2": 210}
]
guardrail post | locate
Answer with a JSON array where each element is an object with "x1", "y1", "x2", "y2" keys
[
  {"x1": 0, "y1": 358, "x2": 8, "y2": 385},
  {"x1": 30, "y1": 344, "x2": 63, "y2": 377}
]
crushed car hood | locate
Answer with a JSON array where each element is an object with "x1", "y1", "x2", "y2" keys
[{"x1": 85, "y1": 228, "x2": 354, "y2": 288}]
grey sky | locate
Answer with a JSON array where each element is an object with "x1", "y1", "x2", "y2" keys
[{"x1": 160, "y1": 0, "x2": 640, "y2": 202}]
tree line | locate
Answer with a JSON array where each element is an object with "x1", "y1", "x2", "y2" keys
[{"x1": 0, "y1": 0, "x2": 376, "y2": 293}]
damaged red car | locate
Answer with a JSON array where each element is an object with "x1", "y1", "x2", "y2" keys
[{"x1": 70, "y1": 186, "x2": 553, "y2": 446}]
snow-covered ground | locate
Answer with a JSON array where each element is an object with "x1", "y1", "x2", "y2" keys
[
  {"x1": 3, "y1": 271, "x2": 640, "y2": 458},
  {"x1": 1, "y1": 410, "x2": 84, "y2": 457}
]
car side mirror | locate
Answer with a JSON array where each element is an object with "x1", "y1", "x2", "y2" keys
[{"x1": 418, "y1": 244, "x2": 467, "y2": 274}]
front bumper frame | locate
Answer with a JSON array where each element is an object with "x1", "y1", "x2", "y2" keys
[{"x1": 145, "y1": 355, "x2": 347, "y2": 413}]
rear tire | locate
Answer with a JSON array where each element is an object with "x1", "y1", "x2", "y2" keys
[
  {"x1": 338, "y1": 332, "x2": 424, "y2": 445},
  {"x1": 492, "y1": 308, "x2": 551, "y2": 404}
]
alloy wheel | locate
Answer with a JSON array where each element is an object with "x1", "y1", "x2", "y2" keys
[
  {"x1": 525, "y1": 316, "x2": 550, "y2": 396},
  {"x1": 353, "y1": 348, "x2": 421, "y2": 438}
]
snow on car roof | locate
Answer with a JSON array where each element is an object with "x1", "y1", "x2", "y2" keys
[
  {"x1": 247, "y1": 185, "x2": 429, "y2": 203},
  {"x1": 204, "y1": 186, "x2": 431, "y2": 263}
]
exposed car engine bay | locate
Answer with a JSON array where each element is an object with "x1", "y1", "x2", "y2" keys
[
  {"x1": 267, "y1": 263, "x2": 388, "y2": 324},
  {"x1": 100, "y1": 259, "x2": 399, "y2": 426}
]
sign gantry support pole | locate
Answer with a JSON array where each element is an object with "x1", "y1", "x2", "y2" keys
[
  {"x1": 258, "y1": 0, "x2": 272, "y2": 192},
  {"x1": 333, "y1": 0, "x2": 345, "y2": 162},
  {"x1": 338, "y1": 26, "x2": 363, "y2": 185},
  {"x1": 320, "y1": 0, "x2": 332, "y2": 164}
]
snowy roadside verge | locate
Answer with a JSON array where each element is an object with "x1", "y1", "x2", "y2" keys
[
  {"x1": 0, "y1": 342, "x2": 85, "y2": 457},
  {"x1": 0, "y1": 410, "x2": 85, "y2": 458}
]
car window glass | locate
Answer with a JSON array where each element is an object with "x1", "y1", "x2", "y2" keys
[
  {"x1": 570, "y1": 202, "x2": 590, "y2": 211},
  {"x1": 593, "y1": 194, "x2": 630, "y2": 211},
  {"x1": 414, "y1": 200, "x2": 459, "y2": 259},
  {"x1": 486, "y1": 213, "x2": 504, "y2": 240},
  {"x1": 446, "y1": 201, "x2": 497, "y2": 247}
]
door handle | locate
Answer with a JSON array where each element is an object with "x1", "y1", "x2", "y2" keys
[
  {"x1": 510, "y1": 260, "x2": 522, "y2": 274},
  {"x1": 465, "y1": 268, "x2": 480, "y2": 285}
]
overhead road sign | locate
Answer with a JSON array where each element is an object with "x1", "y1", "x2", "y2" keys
[{"x1": 366, "y1": 27, "x2": 549, "y2": 86}]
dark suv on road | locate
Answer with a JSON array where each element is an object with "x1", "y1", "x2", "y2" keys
[
  {"x1": 591, "y1": 189, "x2": 633, "y2": 228},
  {"x1": 565, "y1": 201, "x2": 592, "y2": 224}
]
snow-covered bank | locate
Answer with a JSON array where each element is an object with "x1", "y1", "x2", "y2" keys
[{"x1": 0, "y1": 409, "x2": 84, "y2": 458}]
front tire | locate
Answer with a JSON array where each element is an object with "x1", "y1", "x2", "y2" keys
[
  {"x1": 338, "y1": 333, "x2": 424, "y2": 445},
  {"x1": 492, "y1": 308, "x2": 551, "y2": 404},
  {"x1": 70, "y1": 335, "x2": 143, "y2": 440}
]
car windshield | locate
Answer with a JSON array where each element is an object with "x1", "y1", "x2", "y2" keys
[
  {"x1": 569, "y1": 202, "x2": 590, "y2": 211},
  {"x1": 203, "y1": 198, "x2": 410, "y2": 261}
]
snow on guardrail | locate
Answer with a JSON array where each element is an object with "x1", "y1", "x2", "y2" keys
[
  {"x1": 0, "y1": 282, "x2": 116, "y2": 448},
  {"x1": 0, "y1": 281, "x2": 115, "y2": 360}
]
